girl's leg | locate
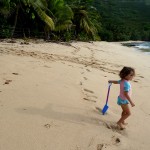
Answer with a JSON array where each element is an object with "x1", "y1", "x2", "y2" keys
[
  {"x1": 117, "y1": 104, "x2": 131, "y2": 129},
  {"x1": 122, "y1": 111, "x2": 128, "y2": 125}
]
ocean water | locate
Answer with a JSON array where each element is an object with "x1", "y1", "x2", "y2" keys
[{"x1": 122, "y1": 42, "x2": 150, "y2": 54}]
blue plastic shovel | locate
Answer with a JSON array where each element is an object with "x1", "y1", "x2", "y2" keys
[{"x1": 102, "y1": 83, "x2": 112, "y2": 115}]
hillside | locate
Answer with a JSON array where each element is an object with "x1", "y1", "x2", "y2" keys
[{"x1": 94, "y1": 0, "x2": 150, "y2": 41}]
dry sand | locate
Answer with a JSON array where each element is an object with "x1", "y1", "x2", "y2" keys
[{"x1": 0, "y1": 39, "x2": 150, "y2": 150}]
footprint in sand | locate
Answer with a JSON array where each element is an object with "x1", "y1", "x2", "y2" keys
[
  {"x1": 84, "y1": 95, "x2": 97, "y2": 102},
  {"x1": 139, "y1": 75, "x2": 144, "y2": 78},
  {"x1": 20, "y1": 41, "x2": 29, "y2": 45},
  {"x1": 43, "y1": 65, "x2": 51, "y2": 68},
  {"x1": 7, "y1": 40, "x2": 16, "y2": 43},
  {"x1": 97, "y1": 144, "x2": 103, "y2": 150},
  {"x1": 83, "y1": 77, "x2": 88, "y2": 80},
  {"x1": 97, "y1": 144, "x2": 108, "y2": 150},
  {"x1": 83, "y1": 98, "x2": 96, "y2": 103},
  {"x1": 84, "y1": 88, "x2": 94, "y2": 94},
  {"x1": 86, "y1": 69, "x2": 91, "y2": 72},
  {"x1": 71, "y1": 47, "x2": 80, "y2": 55},
  {"x1": 82, "y1": 89, "x2": 97, "y2": 103},
  {"x1": 68, "y1": 65, "x2": 74, "y2": 68},
  {"x1": 95, "y1": 107, "x2": 102, "y2": 113},
  {"x1": 44, "y1": 122, "x2": 57, "y2": 129},
  {"x1": 104, "y1": 122, "x2": 125, "y2": 134},
  {"x1": 114, "y1": 137, "x2": 121, "y2": 144},
  {"x1": 4, "y1": 80, "x2": 12, "y2": 85},
  {"x1": 105, "y1": 122, "x2": 117, "y2": 130},
  {"x1": 97, "y1": 137, "x2": 120, "y2": 150},
  {"x1": 110, "y1": 136, "x2": 121, "y2": 147},
  {"x1": 44, "y1": 124, "x2": 51, "y2": 129},
  {"x1": 12, "y1": 73, "x2": 19, "y2": 75}
]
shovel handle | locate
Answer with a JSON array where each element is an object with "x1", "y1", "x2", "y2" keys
[{"x1": 106, "y1": 83, "x2": 112, "y2": 104}]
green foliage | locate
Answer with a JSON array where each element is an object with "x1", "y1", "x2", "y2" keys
[
  {"x1": 69, "y1": 0, "x2": 100, "y2": 40},
  {"x1": 25, "y1": 0, "x2": 55, "y2": 30},
  {"x1": 0, "y1": 25, "x2": 12, "y2": 38},
  {"x1": 0, "y1": 0, "x2": 101, "y2": 41},
  {"x1": 47, "y1": 0, "x2": 73, "y2": 31},
  {"x1": 94, "y1": 0, "x2": 150, "y2": 41},
  {"x1": 1, "y1": 0, "x2": 149, "y2": 42},
  {"x1": 77, "y1": 32, "x2": 91, "y2": 41},
  {"x1": 63, "y1": 31, "x2": 71, "y2": 41},
  {"x1": 0, "y1": 0, "x2": 11, "y2": 17}
]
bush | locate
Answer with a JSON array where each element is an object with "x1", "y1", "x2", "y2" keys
[{"x1": 0, "y1": 25, "x2": 12, "y2": 38}]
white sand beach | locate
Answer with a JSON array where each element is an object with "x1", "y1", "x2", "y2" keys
[{"x1": 0, "y1": 39, "x2": 150, "y2": 150}]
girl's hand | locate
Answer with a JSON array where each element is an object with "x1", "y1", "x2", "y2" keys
[
  {"x1": 131, "y1": 102, "x2": 135, "y2": 107},
  {"x1": 108, "y1": 80, "x2": 111, "y2": 83}
]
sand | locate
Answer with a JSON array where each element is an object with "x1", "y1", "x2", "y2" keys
[{"x1": 0, "y1": 39, "x2": 150, "y2": 150}]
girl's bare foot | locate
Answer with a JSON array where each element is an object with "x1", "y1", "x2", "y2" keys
[
  {"x1": 122, "y1": 121, "x2": 128, "y2": 125},
  {"x1": 117, "y1": 122, "x2": 125, "y2": 130}
]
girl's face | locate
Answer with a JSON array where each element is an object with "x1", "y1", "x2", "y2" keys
[{"x1": 125, "y1": 71, "x2": 134, "y2": 81}]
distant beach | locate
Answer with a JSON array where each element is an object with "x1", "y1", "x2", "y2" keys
[{"x1": 122, "y1": 41, "x2": 150, "y2": 54}]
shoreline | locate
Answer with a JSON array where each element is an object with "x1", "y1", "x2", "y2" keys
[
  {"x1": 120, "y1": 41, "x2": 150, "y2": 54},
  {"x1": 1, "y1": 38, "x2": 150, "y2": 54}
]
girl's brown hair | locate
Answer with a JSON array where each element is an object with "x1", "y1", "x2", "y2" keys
[{"x1": 119, "y1": 67, "x2": 135, "y2": 79}]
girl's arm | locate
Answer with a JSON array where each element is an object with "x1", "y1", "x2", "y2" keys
[
  {"x1": 108, "y1": 80, "x2": 119, "y2": 84},
  {"x1": 124, "y1": 91, "x2": 135, "y2": 107}
]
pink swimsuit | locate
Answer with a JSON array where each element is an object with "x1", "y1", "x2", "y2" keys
[{"x1": 118, "y1": 79, "x2": 131, "y2": 100}]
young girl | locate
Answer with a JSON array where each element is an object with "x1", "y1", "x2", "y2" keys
[{"x1": 109, "y1": 66, "x2": 135, "y2": 129}]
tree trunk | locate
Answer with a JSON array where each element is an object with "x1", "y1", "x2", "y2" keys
[
  {"x1": 44, "y1": 25, "x2": 50, "y2": 40},
  {"x1": 11, "y1": 5, "x2": 19, "y2": 38}
]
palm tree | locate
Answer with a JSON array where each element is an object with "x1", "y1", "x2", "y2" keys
[
  {"x1": 64, "y1": 0, "x2": 99, "y2": 40},
  {"x1": 72, "y1": 5, "x2": 97, "y2": 39},
  {"x1": 42, "y1": 0, "x2": 73, "y2": 40},
  {"x1": 28, "y1": 0, "x2": 54, "y2": 30},
  {"x1": 0, "y1": 0, "x2": 55, "y2": 37},
  {"x1": 47, "y1": 0, "x2": 73, "y2": 32}
]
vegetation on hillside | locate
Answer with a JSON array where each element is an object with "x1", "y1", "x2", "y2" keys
[
  {"x1": 0, "y1": 0, "x2": 150, "y2": 41},
  {"x1": 94, "y1": 0, "x2": 150, "y2": 41}
]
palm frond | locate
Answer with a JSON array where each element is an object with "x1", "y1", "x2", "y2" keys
[
  {"x1": 46, "y1": 0, "x2": 73, "y2": 31},
  {"x1": 74, "y1": 7, "x2": 98, "y2": 37},
  {"x1": 32, "y1": 3, "x2": 54, "y2": 30},
  {"x1": 27, "y1": 0, "x2": 47, "y2": 9},
  {"x1": 55, "y1": 20, "x2": 72, "y2": 31}
]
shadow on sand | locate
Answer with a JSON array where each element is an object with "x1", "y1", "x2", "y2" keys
[{"x1": 16, "y1": 103, "x2": 107, "y2": 126}]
